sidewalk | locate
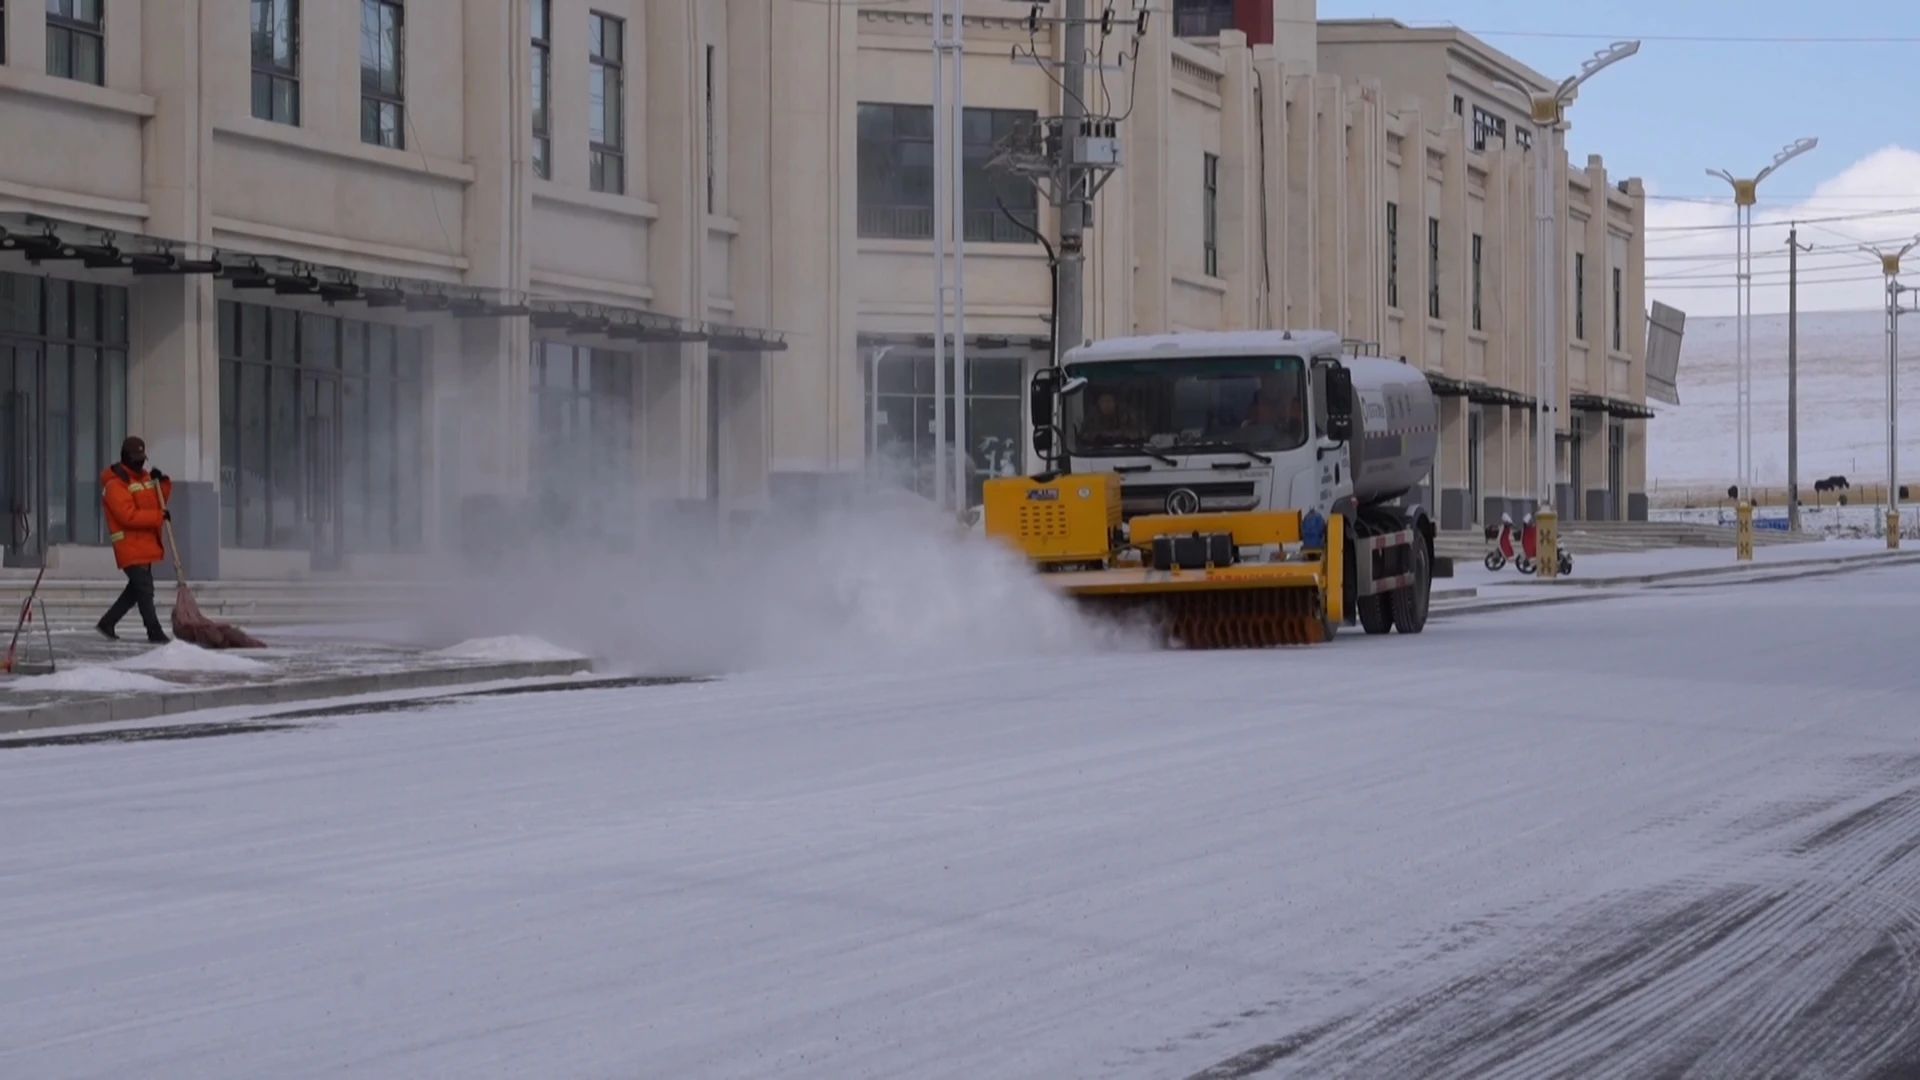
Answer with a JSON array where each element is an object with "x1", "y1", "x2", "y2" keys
[
  {"x1": 2, "y1": 628, "x2": 598, "y2": 735},
  {"x1": 1432, "y1": 538, "x2": 1920, "y2": 617}
]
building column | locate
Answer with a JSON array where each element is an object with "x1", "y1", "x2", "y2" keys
[
  {"x1": 1129, "y1": 25, "x2": 1174, "y2": 334},
  {"x1": 645, "y1": 0, "x2": 705, "y2": 498},
  {"x1": 765, "y1": 0, "x2": 856, "y2": 476},
  {"x1": 1396, "y1": 100, "x2": 1427, "y2": 369},
  {"x1": 1218, "y1": 32, "x2": 1257, "y2": 330}
]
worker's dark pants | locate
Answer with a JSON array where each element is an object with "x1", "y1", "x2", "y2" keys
[{"x1": 101, "y1": 564, "x2": 164, "y2": 638}]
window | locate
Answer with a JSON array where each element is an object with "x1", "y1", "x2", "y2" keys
[
  {"x1": 359, "y1": 0, "x2": 404, "y2": 148},
  {"x1": 867, "y1": 346, "x2": 1029, "y2": 506},
  {"x1": 589, "y1": 12, "x2": 625, "y2": 194},
  {"x1": 0, "y1": 273, "x2": 129, "y2": 550},
  {"x1": 1515, "y1": 127, "x2": 1533, "y2": 151},
  {"x1": 1171, "y1": 0, "x2": 1234, "y2": 37},
  {"x1": 218, "y1": 301, "x2": 427, "y2": 553},
  {"x1": 1471, "y1": 106, "x2": 1506, "y2": 152},
  {"x1": 1428, "y1": 216, "x2": 1441, "y2": 319},
  {"x1": 531, "y1": 341, "x2": 635, "y2": 540},
  {"x1": 1574, "y1": 252, "x2": 1586, "y2": 340},
  {"x1": 1202, "y1": 152, "x2": 1220, "y2": 277},
  {"x1": 856, "y1": 103, "x2": 1039, "y2": 243},
  {"x1": 251, "y1": 0, "x2": 299, "y2": 125},
  {"x1": 1061, "y1": 354, "x2": 1312, "y2": 458},
  {"x1": 1452, "y1": 95, "x2": 1463, "y2": 116},
  {"x1": 1612, "y1": 266, "x2": 1624, "y2": 350},
  {"x1": 705, "y1": 45, "x2": 717, "y2": 212},
  {"x1": 1471, "y1": 232, "x2": 1483, "y2": 331},
  {"x1": 531, "y1": 0, "x2": 550, "y2": 178},
  {"x1": 1385, "y1": 202, "x2": 1399, "y2": 308},
  {"x1": 46, "y1": 0, "x2": 104, "y2": 85}
]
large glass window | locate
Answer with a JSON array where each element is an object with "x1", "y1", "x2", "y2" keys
[
  {"x1": 589, "y1": 12, "x2": 625, "y2": 194},
  {"x1": 1062, "y1": 355, "x2": 1310, "y2": 458},
  {"x1": 46, "y1": 0, "x2": 104, "y2": 85},
  {"x1": 857, "y1": 103, "x2": 1039, "y2": 243},
  {"x1": 531, "y1": 341, "x2": 634, "y2": 537},
  {"x1": 867, "y1": 349, "x2": 1026, "y2": 505},
  {"x1": 0, "y1": 272, "x2": 130, "y2": 550},
  {"x1": 1202, "y1": 152, "x2": 1220, "y2": 277},
  {"x1": 359, "y1": 0, "x2": 404, "y2": 149},
  {"x1": 218, "y1": 300, "x2": 426, "y2": 553},
  {"x1": 251, "y1": 0, "x2": 300, "y2": 125},
  {"x1": 1171, "y1": 0, "x2": 1234, "y2": 37},
  {"x1": 530, "y1": 0, "x2": 551, "y2": 179}
]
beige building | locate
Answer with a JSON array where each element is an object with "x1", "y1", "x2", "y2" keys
[{"x1": 0, "y1": 0, "x2": 1651, "y2": 582}]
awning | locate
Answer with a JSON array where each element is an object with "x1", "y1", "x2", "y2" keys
[
  {"x1": 1571, "y1": 391, "x2": 1657, "y2": 419},
  {"x1": 1465, "y1": 381, "x2": 1535, "y2": 408},
  {"x1": 0, "y1": 210, "x2": 773, "y2": 346}
]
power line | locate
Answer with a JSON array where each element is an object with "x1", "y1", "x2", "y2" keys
[
  {"x1": 1653, "y1": 272, "x2": 1887, "y2": 292},
  {"x1": 1644, "y1": 205, "x2": 1920, "y2": 234}
]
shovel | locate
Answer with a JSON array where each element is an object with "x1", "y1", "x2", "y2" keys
[{"x1": 158, "y1": 482, "x2": 264, "y2": 649}]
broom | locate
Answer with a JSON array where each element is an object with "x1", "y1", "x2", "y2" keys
[{"x1": 158, "y1": 482, "x2": 265, "y2": 649}]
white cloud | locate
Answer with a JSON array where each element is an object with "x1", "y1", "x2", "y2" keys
[{"x1": 1643, "y1": 146, "x2": 1920, "y2": 319}]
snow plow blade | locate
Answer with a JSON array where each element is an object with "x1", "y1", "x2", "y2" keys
[{"x1": 981, "y1": 474, "x2": 1343, "y2": 648}]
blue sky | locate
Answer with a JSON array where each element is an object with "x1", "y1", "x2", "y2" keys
[{"x1": 1315, "y1": 0, "x2": 1920, "y2": 313}]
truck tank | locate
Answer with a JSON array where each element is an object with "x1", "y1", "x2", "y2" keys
[{"x1": 1345, "y1": 355, "x2": 1440, "y2": 507}]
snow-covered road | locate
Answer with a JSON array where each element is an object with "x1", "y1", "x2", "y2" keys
[{"x1": 4, "y1": 567, "x2": 1920, "y2": 1078}]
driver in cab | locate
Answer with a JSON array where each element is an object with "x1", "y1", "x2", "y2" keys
[{"x1": 1239, "y1": 380, "x2": 1306, "y2": 446}]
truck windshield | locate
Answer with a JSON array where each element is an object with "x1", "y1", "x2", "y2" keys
[{"x1": 1062, "y1": 355, "x2": 1309, "y2": 457}]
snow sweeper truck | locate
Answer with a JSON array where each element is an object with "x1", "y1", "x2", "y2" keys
[{"x1": 980, "y1": 329, "x2": 1452, "y2": 647}]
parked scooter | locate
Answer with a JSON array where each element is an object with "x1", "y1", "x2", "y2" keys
[
  {"x1": 1483, "y1": 513, "x2": 1536, "y2": 574},
  {"x1": 1483, "y1": 512, "x2": 1574, "y2": 576}
]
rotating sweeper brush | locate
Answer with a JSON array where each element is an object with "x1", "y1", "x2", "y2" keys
[{"x1": 981, "y1": 473, "x2": 1368, "y2": 648}]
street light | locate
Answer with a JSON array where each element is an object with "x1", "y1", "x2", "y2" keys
[
  {"x1": 1706, "y1": 136, "x2": 1818, "y2": 561},
  {"x1": 1493, "y1": 39, "x2": 1639, "y2": 581},
  {"x1": 1864, "y1": 236, "x2": 1920, "y2": 549}
]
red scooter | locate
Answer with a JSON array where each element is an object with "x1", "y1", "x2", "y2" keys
[{"x1": 1483, "y1": 512, "x2": 1574, "y2": 576}]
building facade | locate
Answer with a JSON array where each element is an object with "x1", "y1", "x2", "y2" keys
[
  {"x1": 2, "y1": 0, "x2": 784, "y2": 580},
  {"x1": 0, "y1": 0, "x2": 1651, "y2": 581}
]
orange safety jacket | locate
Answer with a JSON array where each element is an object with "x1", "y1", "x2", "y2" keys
[{"x1": 101, "y1": 464, "x2": 173, "y2": 570}]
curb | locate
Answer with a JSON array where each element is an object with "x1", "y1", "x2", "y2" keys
[
  {"x1": 1521, "y1": 549, "x2": 1920, "y2": 588},
  {"x1": 1431, "y1": 549, "x2": 1920, "y2": 619},
  {"x1": 0, "y1": 658, "x2": 596, "y2": 736}
]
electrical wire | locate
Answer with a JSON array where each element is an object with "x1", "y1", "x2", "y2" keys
[{"x1": 1644, "y1": 205, "x2": 1920, "y2": 234}]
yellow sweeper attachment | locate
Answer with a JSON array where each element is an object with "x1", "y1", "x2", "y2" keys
[{"x1": 981, "y1": 473, "x2": 1345, "y2": 647}]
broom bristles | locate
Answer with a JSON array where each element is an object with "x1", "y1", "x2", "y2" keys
[{"x1": 172, "y1": 584, "x2": 266, "y2": 649}]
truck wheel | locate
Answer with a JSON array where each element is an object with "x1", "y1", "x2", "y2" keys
[
  {"x1": 1392, "y1": 539, "x2": 1431, "y2": 634},
  {"x1": 1358, "y1": 593, "x2": 1393, "y2": 635}
]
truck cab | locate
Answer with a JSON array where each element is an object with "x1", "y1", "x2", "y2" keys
[{"x1": 1030, "y1": 329, "x2": 1359, "y2": 525}]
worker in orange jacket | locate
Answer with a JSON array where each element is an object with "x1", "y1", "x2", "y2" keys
[{"x1": 97, "y1": 436, "x2": 173, "y2": 643}]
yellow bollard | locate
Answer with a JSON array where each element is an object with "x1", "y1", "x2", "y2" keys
[
  {"x1": 1536, "y1": 507, "x2": 1559, "y2": 580},
  {"x1": 1735, "y1": 501, "x2": 1754, "y2": 562},
  {"x1": 1890, "y1": 508, "x2": 1902, "y2": 551}
]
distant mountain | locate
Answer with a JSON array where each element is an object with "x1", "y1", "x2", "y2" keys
[{"x1": 1649, "y1": 308, "x2": 1920, "y2": 489}]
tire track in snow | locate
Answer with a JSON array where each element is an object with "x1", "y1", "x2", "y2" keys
[{"x1": 1190, "y1": 756, "x2": 1920, "y2": 1079}]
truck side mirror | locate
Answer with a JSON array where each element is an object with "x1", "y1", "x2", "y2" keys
[
  {"x1": 1033, "y1": 427, "x2": 1054, "y2": 456},
  {"x1": 1029, "y1": 368, "x2": 1059, "y2": 430},
  {"x1": 1324, "y1": 366, "x2": 1354, "y2": 442}
]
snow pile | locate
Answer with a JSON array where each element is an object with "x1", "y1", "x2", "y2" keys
[
  {"x1": 433, "y1": 636, "x2": 585, "y2": 663},
  {"x1": 429, "y1": 482, "x2": 1152, "y2": 676},
  {"x1": 5, "y1": 666, "x2": 177, "y2": 694},
  {"x1": 114, "y1": 641, "x2": 271, "y2": 674}
]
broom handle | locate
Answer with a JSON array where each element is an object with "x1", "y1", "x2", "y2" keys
[{"x1": 155, "y1": 479, "x2": 188, "y2": 589}]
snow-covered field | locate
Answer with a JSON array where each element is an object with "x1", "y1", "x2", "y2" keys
[
  {"x1": 1649, "y1": 308, "x2": 1920, "y2": 494},
  {"x1": 4, "y1": 566, "x2": 1919, "y2": 1078}
]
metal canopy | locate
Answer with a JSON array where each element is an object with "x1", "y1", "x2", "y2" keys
[{"x1": 0, "y1": 210, "x2": 773, "y2": 348}]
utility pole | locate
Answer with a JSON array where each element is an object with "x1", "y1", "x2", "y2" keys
[
  {"x1": 990, "y1": 5, "x2": 1136, "y2": 372},
  {"x1": 930, "y1": 0, "x2": 966, "y2": 513},
  {"x1": 1864, "y1": 236, "x2": 1920, "y2": 550},
  {"x1": 1493, "y1": 39, "x2": 1640, "y2": 580},
  {"x1": 1056, "y1": 0, "x2": 1086, "y2": 358},
  {"x1": 1709, "y1": 137, "x2": 1817, "y2": 561},
  {"x1": 1787, "y1": 226, "x2": 1809, "y2": 532}
]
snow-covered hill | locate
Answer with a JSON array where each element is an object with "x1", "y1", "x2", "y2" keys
[{"x1": 1648, "y1": 307, "x2": 1920, "y2": 491}]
